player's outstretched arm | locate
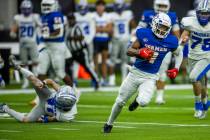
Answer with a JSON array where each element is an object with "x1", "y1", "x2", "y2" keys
[
  {"x1": 180, "y1": 30, "x2": 190, "y2": 45},
  {"x1": 43, "y1": 79, "x2": 60, "y2": 91}
]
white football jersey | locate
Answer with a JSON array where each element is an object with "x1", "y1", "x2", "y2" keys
[
  {"x1": 181, "y1": 16, "x2": 210, "y2": 60},
  {"x1": 14, "y1": 14, "x2": 41, "y2": 43},
  {"x1": 92, "y1": 12, "x2": 111, "y2": 40},
  {"x1": 110, "y1": 10, "x2": 133, "y2": 40},
  {"x1": 74, "y1": 12, "x2": 95, "y2": 44}
]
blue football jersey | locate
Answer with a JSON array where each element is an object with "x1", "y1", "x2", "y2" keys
[
  {"x1": 40, "y1": 11, "x2": 65, "y2": 43},
  {"x1": 141, "y1": 10, "x2": 179, "y2": 29},
  {"x1": 134, "y1": 28, "x2": 178, "y2": 74}
]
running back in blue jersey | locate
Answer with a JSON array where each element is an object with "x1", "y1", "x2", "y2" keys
[
  {"x1": 134, "y1": 28, "x2": 178, "y2": 74},
  {"x1": 141, "y1": 10, "x2": 178, "y2": 29},
  {"x1": 40, "y1": 11, "x2": 65, "y2": 43}
]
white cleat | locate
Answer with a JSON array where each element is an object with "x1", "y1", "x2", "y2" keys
[
  {"x1": 198, "y1": 111, "x2": 207, "y2": 119},
  {"x1": 194, "y1": 110, "x2": 203, "y2": 118}
]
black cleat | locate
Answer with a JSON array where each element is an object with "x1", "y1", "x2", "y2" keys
[
  {"x1": 103, "y1": 123, "x2": 113, "y2": 133},
  {"x1": 9, "y1": 55, "x2": 21, "y2": 70},
  {"x1": 0, "y1": 103, "x2": 6, "y2": 113},
  {"x1": 128, "y1": 99, "x2": 139, "y2": 111}
]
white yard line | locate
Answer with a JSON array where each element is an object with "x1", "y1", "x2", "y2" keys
[
  {"x1": 50, "y1": 128, "x2": 80, "y2": 131},
  {"x1": 0, "y1": 130, "x2": 22, "y2": 133},
  {"x1": 114, "y1": 125, "x2": 137, "y2": 129},
  {"x1": 75, "y1": 120, "x2": 210, "y2": 127},
  {"x1": 0, "y1": 84, "x2": 201, "y2": 95}
]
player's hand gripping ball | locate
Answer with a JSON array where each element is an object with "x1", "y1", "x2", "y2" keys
[{"x1": 138, "y1": 48, "x2": 154, "y2": 60}]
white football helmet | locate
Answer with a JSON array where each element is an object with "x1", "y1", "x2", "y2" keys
[
  {"x1": 55, "y1": 86, "x2": 77, "y2": 112},
  {"x1": 151, "y1": 12, "x2": 172, "y2": 38},
  {"x1": 154, "y1": 0, "x2": 170, "y2": 13},
  {"x1": 41, "y1": 0, "x2": 57, "y2": 14}
]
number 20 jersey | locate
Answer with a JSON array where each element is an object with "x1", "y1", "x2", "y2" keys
[
  {"x1": 14, "y1": 14, "x2": 40, "y2": 43},
  {"x1": 181, "y1": 16, "x2": 210, "y2": 60}
]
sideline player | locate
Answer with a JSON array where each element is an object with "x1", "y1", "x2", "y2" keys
[
  {"x1": 137, "y1": 0, "x2": 180, "y2": 104},
  {"x1": 92, "y1": 0, "x2": 113, "y2": 86},
  {"x1": 180, "y1": 0, "x2": 210, "y2": 119},
  {"x1": 0, "y1": 56, "x2": 77, "y2": 123},
  {"x1": 108, "y1": 0, "x2": 134, "y2": 86},
  {"x1": 10, "y1": 0, "x2": 41, "y2": 89},
  {"x1": 104, "y1": 13, "x2": 183, "y2": 133}
]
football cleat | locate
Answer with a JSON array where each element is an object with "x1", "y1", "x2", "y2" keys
[
  {"x1": 103, "y1": 123, "x2": 113, "y2": 133},
  {"x1": 9, "y1": 55, "x2": 21, "y2": 70},
  {"x1": 155, "y1": 94, "x2": 165, "y2": 105},
  {"x1": 0, "y1": 103, "x2": 7, "y2": 113},
  {"x1": 199, "y1": 101, "x2": 210, "y2": 119},
  {"x1": 128, "y1": 99, "x2": 139, "y2": 111},
  {"x1": 194, "y1": 102, "x2": 203, "y2": 118}
]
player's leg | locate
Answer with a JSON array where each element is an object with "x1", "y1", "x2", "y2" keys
[
  {"x1": 189, "y1": 58, "x2": 210, "y2": 118},
  {"x1": 76, "y1": 48, "x2": 100, "y2": 89},
  {"x1": 120, "y1": 40, "x2": 129, "y2": 81},
  {"x1": 155, "y1": 52, "x2": 171, "y2": 104},
  {"x1": 129, "y1": 79, "x2": 156, "y2": 111},
  {"x1": 93, "y1": 41, "x2": 100, "y2": 76},
  {"x1": 104, "y1": 72, "x2": 140, "y2": 133},
  {"x1": 29, "y1": 43, "x2": 39, "y2": 76},
  {"x1": 50, "y1": 44, "x2": 73, "y2": 86},
  {"x1": 101, "y1": 42, "x2": 109, "y2": 86},
  {"x1": 108, "y1": 39, "x2": 119, "y2": 86},
  {"x1": 19, "y1": 45, "x2": 29, "y2": 89}
]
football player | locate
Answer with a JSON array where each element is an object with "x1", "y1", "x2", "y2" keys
[
  {"x1": 108, "y1": 0, "x2": 135, "y2": 86},
  {"x1": 104, "y1": 13, "x2": 183, "y2": 133},
  {"x1": 0, "y1": 56, "x2": 77, "y2": 123},
  {"x1": 92, "y1": 0, "x2": 113, "y2": 86},
  {"x1": 37, "y1": 0, "x2": 72, "y2": 86},
  {"x1": 137, "y1": 0, "x2": 180, "y2": 104},
  {"x1": 10, "y1": 0, "x2": 41, "y2": 89},
  {"x1": 180, "y1": 0, "x2": 210, "y2": 119}
]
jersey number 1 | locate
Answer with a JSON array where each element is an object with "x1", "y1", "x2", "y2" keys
[{"x1": 191, "y1": 35, "x2": 210, "y2": 51}]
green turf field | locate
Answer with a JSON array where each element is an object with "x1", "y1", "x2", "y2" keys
[{"x1": 0, "y1": 89, "x2": 210, "y2": 140}]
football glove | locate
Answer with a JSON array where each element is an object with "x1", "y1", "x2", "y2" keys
[
  {"x1": 138, "y1": 48, "x2": 154, "y2": 60},
  {"x1": 166, "y1": 68, "x2": 178, "y2": 79}
]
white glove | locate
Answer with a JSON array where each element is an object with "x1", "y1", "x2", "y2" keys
[{"x1": 10, "y1": 32, "x2": 17, "y2": 39}]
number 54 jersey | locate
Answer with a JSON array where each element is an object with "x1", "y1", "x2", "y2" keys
[
  {"x1": 14, "y1": 14, "x2": 41, "y2": 43},
  {"x1": 181, "y1": 16, "x2": 210, "y2": 60}
]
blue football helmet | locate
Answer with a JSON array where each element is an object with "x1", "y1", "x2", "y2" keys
[
  {"x1": 77, "y1": 0, "x2": 89, "y2": 15},
  {"x1": 20, "y1": 0, "x2": 33, "y2": 16},
  {"x1": 114, "y1": 0, "x2": 126, "y2": 13},
  {"x1": 55, "y1": 86, "x2": 77, "y2": 112},
  {"x1": 196, "y1": 0, "x2": 210, "y2": 26}
]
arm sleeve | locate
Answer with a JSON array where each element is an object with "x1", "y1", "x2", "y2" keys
[{"x1": 173, "y1": 45, "x2": 183, "y2": 70}]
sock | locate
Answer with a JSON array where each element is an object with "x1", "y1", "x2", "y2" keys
[
  {"x1": 156, "y1": 90, "x2": 164, "y2": 98},
  {"x1": 107, "y1": 102, "x2": 123, "y2": 125},
  {"x1": 20, "y1": 67, "x2": 34, "y2": 78},
  {"x1": 4, "y1": 106, "x2": 25, "y2": 122},
  {"x1": 202, "y1": 96, "x2": 208, "y2": 104},
  {"x1": 195, "y1": 95, "x2": 201, "y2": 103}
]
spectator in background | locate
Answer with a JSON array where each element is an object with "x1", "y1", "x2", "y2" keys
[
  {"x1": 92, "y1": 0, "x2": 113, "y2": 86},
  {"x1": 0, "y1": 55, "x2": 5, "y2": 87}
]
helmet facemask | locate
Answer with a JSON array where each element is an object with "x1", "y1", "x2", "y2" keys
[
  {"x1": 41, "y1": 0, "x2": 56, "y2": 14},
  {"x1": 21, "y1": 0, "x2": 33, "y2": 16},
  {"x1": 154, "y1": 0, "x2": 170, "y2": 13}
]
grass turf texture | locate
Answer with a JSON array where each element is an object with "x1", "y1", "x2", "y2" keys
[{"x1": 0, "y1": 89, "x2": 210, "y2": 140}]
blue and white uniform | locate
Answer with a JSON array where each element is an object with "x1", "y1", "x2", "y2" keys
[
  {"x1": 38, "y1": 11, "x2": 71, "y2": 79},
  {"x1": 138, "y1": 10, "x2": 180, "y2": 81},
  {"x1": 92, "y1": 12, "x2": 111, "y2": 53},
  {"x1": 13, "y1": 14, "x2": 41, "y2": 64},
  {"x1": 181, "y1": 16, "x2": 210, "y2": 82},
  {"x1": 116, "y1": 28, "x2": 179, "y2": 106}
]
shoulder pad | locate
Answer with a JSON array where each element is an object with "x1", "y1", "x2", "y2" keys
[{"x1": 181, "y1": 17, "x2": 195, "y2": 31}]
